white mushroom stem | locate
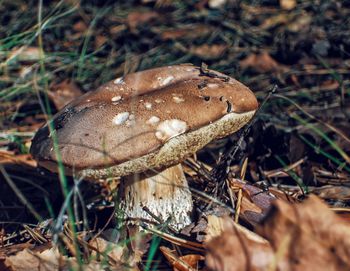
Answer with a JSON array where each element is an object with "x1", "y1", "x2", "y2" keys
[{"x1": 118, "y1": 164, "x2": 193, "y2": 231}]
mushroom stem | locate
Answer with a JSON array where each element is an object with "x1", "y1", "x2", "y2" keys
[{"x1": 118, "y1": 164, "x2": 193, "y2": 231}]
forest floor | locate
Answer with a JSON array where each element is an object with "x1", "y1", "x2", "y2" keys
[{"x1": 0, "y1": 0, "x2": 350, "y2": 270}]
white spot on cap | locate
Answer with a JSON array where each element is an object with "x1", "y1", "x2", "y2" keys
[
  {"x1": 155, "y1": 119, "x2": 187, "y2": 142},
  {"x1": 173, "y1": 96, "x2": 185, "y2": 103},
  {"x1": 114, "y1": 77, "x2": 124, "y2": 84},
  {"x1": 113, "y1": 112, "x2": 129, "y2": 125},
  {"x1": 111, "y1": 95, "x2": 122, "y2": 102},
  {"x1": 207, "y1": 83, "x2": 218, "y2": 88},
  {"x1": 160, "y1": 76, "x2": 174, "y2": 86},
  {"x1": 147, "y1": 116, "x2": 160, "y2": 125},
  {"x1": 145, "y1": 102, "x2": 152, "y2": 110},
  {"x1": 125, "y1": 114, "x2": 136, "y2": 127},
  {"x1": 155, "y1": 99, "x2": 164, "y2": 104}
]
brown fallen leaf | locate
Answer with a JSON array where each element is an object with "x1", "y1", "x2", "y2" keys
[
  {"x1": 0, "y1": 243, "x2": 35, "y2": 260},
  {"x1": 230, "y1": 179, "x2": 276, "y2": 211},
  {"x1": 286, "y1": 12, "x2": 312, "y2": 32},
  {"x1": 240, "y1": 51, "x2": 287, "y2": 73},
  {"x1": 260, "y1": 13, "x2": 291, "y2": 29},
  {"x1": 0, "y1": 150, "x2": 37, "y2": 167},
  {"x1": 312, "y1": 185, "x2": 350, "y2": 200},
  {"x1": 190, "y1": 44, "x2": 227, "y2": 60},
  {"x1": 229, "y1": 178, "x2": 276, "y2": 225},
  {"x1": 127, "y1": 225, "x2": 151, "y2": 264},
  {"x1": 73, "y1": 20, "x2": 88, "y2": 32},
  {"x1": 141, "y1": 0, "x2": 173, "y2": 7},
  {"x1": 3, "y1": 247, "x2": 61, "y2": 271},
  {"x1": 205, "y1": 215, "x2": 226, "y2": 243},
  {"x1": 95, "y1": 34, "x2": 108, "y2": 49},
  {"x1": 267, "y1": 186, "x2": 300, "y2": 203},
  {"x1": 110, "y1": 24, "x2": 127, "y2": 35},
  {"x1": 205, "y1": 216, "x2": 274, "y2": 271},
  {"x1": 89, "y1": 237, "x2": 124, "y2": 265},
  {"x1": 9, "y1": 47, "x2": 41, "y2": 63},
  {"x1": 205, "y1": 196, "x2": 350, "y2": 271},
  {"x1": 257, "y1": 195, "x2": 350, "y2": 271},
  {"x1": 126, "y1": 11, "x2": 159, "y2": 32},
  {"x1": 260, "y1": 11, "x2": 310, "y2": 33},
  {"x1": 89, "y1": 234, "x2": 144, "y2": 270},
  {"x1": 160, "y1": 246, "x2": 204, "y2": 271},
  {"x1": 319, "y1": 79, "x2": 340, "y2": 91},
  {"x1": 208, "y1": 0, "x2": 226, "y2": 9},
  {"x1": 280, "y1": 0, "x2": 296, "y2": 10},
  {"x1": 158, "y1": 25, "x2": 213, "y2": 41},
  {"x1": 48, "y1": 80, "x2": 83, "y2": 110},
  {"x1": 19, "y1": 65, "x2": 34, "y2": 78},
  {"x1": 336, "y1": 211, "x2": 350, "y2": 224},
  {"x1": 176, "y1": 254, "x2": 205, "y2": 271}
]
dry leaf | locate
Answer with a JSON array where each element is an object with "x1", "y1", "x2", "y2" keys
[
  {"x1": 261, "y1": 13, "x2": 291, "y2": 29},
  {"x1": 89, "y1": 237, "x2": 124, "y2": 265},
  {"x1": 257, "y1": 195, "x2": 350, "y2": 271},
  {"x1": 158, "y1": 25, "x2": 213, "y2": 41},
  {"x1": 110, "y1": 24, "x2": 127, "y2": 35},
  {"x1": 205, "y1": 216, "x2": 274, "y2": 271},
  {"x1": 4, "y1": 248, "x2": 60, "y2": 271},
  {"x1": 205, "y1": 215, "x2": 226, "y2": 243},
  {"x1": 267, "y1": 187, "x2": 300, "y2": 203},
  {"x1": 287, "y1": 12, "x2": 312, "y2": 32},
  {"x1": 312, "y1": 185, "x2": 350, "y2": 200},
  {"x1": 126, "y1": 11, "x2": 159, "y2": 32},
  {"x1": 208, "y1": 0, "x2": 226, "y2": 9},
  {"x1": 229, "y1": 178, "x2": 276, "y2": 225},
  {"x1": 205, "y1": 196, "x2": 350, "y2": 271},
  {"x1": 127, "y1": 225, "x2": 151, "y2": 263},
  {"x1": 95, "y1": 35, "x2": 108, "y2": 49},
  {"x1": 9, "y1": 47, "x2": 41, "y2": 63},
  {"x1": 280, "y1": 0, "x2": 296, "y2": 10},
  {"x1": 89, "y1": 235, "x2": 145, "y2": 269},
  {"x1": 0, "y1": 150, "x2": 37, "y2": 167},
  {"x1": 19, "y1": 65, "x2": 34, "y2": 78},
  {"x1": 48, "y1": 80, "x2": 83, "y2": 110},
  {"x1": 176, "y1": 254, "x2": 205, "y2": 271},
  {"x1": 261, "y1": 11, "x2": 310, "y2": 32},
  {"x1": 230, "y1": 178, "x2": 276, "y2": 210},
  {"x1": 240, "y1": 51, "x2": 286, "y2": 73},
  {"x1": 3, "y1": 240, "x2": 136, "y2": 271},
  {"x1": 190, "y1": 44, "x2": 227, "y2": 60},
  {"x1": 73, "y1": 20, "x2": 88, "y2": 32},
  {"x1": 160, "y1": 246, "x2": 203, "y2": 271}
]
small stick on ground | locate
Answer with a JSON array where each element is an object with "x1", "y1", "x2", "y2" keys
[{"x1": 211, "y1": 85, "x2": 278, "y2": 190}]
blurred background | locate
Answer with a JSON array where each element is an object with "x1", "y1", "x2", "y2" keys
[{"x1": 0, "y1": 0, "x2": 349, "y2": 269}]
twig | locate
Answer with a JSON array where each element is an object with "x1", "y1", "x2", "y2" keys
[
  {"x1": 211, "y1": 85, "x2": 278, "y2": 184},
  {"x1": 140, "y1": 223, "x2": 205, "y2": 252}
]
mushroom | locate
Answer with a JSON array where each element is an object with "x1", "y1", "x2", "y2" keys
[{"x1": 30, "y1": 64, "x2": 258, "y2": 230}]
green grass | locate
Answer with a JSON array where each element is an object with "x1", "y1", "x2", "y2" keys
[{"x1": 274, "y1": 154, "x2": 308, "y2": 194}]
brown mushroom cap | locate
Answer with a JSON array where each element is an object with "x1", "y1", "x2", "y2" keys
[{"x1": 30, "y1": 64, "x2": 258, "y2": 178}]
